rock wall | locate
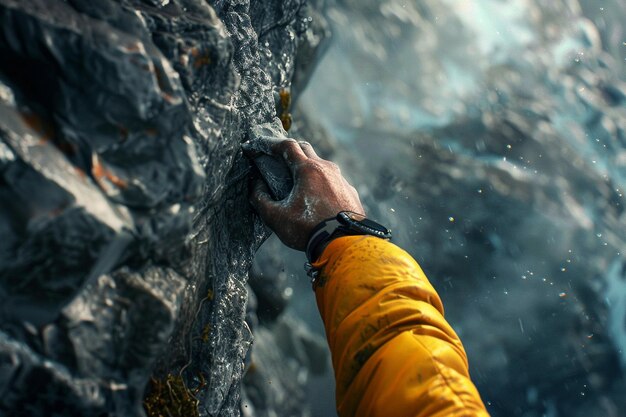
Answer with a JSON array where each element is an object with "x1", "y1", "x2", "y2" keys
[{"x1": 0, "y1": 0, "x2": 328, "y2": 415}]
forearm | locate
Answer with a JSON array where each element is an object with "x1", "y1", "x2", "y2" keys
[{"x1": 313, "y1": 236, "x2": 489, "y2": 417}]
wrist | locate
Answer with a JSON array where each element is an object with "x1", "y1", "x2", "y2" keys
[
  {"x1": 305, "y1": 211, "x2": 392, "y2": 264},
  {"x1": 305, "y1": 217, "x2": 346, "y2": 264}
]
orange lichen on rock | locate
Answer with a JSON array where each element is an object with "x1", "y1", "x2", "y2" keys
[
  {"x1": 21, "y1": 111, "x2": 80, "y2": 155},
  {"x1": 143, "y1": 375, "x2": 200, "y2": 417},
  {"x1": 193, "y1": 55, "x2": 212, "y2": 69},
  {"x1": 190, "y1": 47, "x2": 212, "y2": 69},
  {"x1": 20, "y1": 111, "x2": 53, "y2": 143},
  {"x1": 91, "y1": 154, "x2": 128, "y2": 190},
  {"x1": 201, "y1": 324, "x2": 211, "y2": 342},
  {"x1": 279, "y1": 88, "x2": 292, "y2": 131}
]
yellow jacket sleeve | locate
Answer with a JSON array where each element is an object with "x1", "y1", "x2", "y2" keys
[{"x1": 313, "y1": 235, "x2": 490, "y2": 417}]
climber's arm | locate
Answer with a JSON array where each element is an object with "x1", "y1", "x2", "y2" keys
[
  {"x1": 244, "y1": 138, "x2": 489, "y2": 417},
  {"x1": 313, "y1": 235, "x2": 489, "y2": 417}
]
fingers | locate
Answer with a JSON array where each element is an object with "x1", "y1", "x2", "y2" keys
[
  {"x1": 273, "y1": 140, "x2": 308, "y2": 167},
  {"x1": 250, "y1": 179, "x2": 281, "y2": 225},
  {"x1": 298, "y1": 141, "x2": 320, "y2": 159}
]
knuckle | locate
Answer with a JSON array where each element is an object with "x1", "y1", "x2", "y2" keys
[
  {"x1": 280, "y1": 139, "x2": 299, "y2": 150},
  {"x1": 328, "y1": 161, "x2": 340, "y2": 172},
  {"x1": 298, "y1": 162, "x2": 317, "y2": 175},
  {"x1": 274, "y1": 139, "x2": 298, "y2": 155}
]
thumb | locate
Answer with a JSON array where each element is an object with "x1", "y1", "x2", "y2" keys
[{"x1": 250, "y1": 179, "x2": 282, "y2": 222}]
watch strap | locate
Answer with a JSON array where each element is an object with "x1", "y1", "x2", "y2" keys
[
  {"x1": 305, "y1": 217, "x2": 346, "y2": 264},
  {"x1": 304, "y1": 212, "x2": 391, "y2": 289},
  {"x1": 305, "y1": 212, "x2": 392, "y2": 264}
]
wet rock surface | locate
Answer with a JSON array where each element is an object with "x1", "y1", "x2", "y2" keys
[{"x1": 0, "y1": 0, "x2": 328, "y2": 415}]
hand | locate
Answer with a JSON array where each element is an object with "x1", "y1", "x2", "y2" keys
[{"x1": 247, "y1": 140, "x2": 365, "y2": 251}]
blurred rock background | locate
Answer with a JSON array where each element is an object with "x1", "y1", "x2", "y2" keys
[{"x1": 252, "y1": 0, "x2": 626, "y2": 416}]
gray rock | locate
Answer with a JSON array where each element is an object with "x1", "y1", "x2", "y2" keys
[
  {"x1": 0, "y1": 0, "x2": 327, "y2": 415},
  {"x1": 241, "y1": 311, "x2": 327, "y2": 417}
]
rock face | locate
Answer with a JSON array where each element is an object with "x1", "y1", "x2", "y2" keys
[{"x1": 0, "y1": 0, "x2": 327, "y2": 415}]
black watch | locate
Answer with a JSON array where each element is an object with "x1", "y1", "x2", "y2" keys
[{"x1": 305, "y1": 211, "x2": 392, "y2": 265}]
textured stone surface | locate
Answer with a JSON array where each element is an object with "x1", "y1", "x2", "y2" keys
[{"x1": 0, "y1": 0, "x2": 328, "y2": 415}]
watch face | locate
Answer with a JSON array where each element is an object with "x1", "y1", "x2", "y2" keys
[
  {"x1": 339, "y1": 211, "x2": 391, "y2": 237},
  {"x1": 343, "y1": 211, "x2": 367, "y2": 222},
  {"x1": 361, "y1": 217, "x2": 390, "y2": 233}
]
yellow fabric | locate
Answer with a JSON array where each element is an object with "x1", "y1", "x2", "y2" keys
[{"x1": 313, "y1": 236, "x2": 490, "y2": 417}]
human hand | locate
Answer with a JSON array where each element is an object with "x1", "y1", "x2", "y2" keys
[{"x1": 245, "y1": 140, "x2": 364, "y2": 251}]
